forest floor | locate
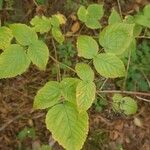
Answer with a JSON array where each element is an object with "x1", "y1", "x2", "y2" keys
[{"x1": 0, "y1": 0, "x2": 150, "y2": 150}]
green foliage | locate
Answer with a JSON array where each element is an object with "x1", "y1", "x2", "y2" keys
[
  {"x1": 1, "y1": 3, "x2": 149, "y2": 150},
  {"x1": 0, "y1": 27, "x2": 13, "y2": 50},
  {"x1": 77, "y1": 35, "x2": 98, "y2": 59},
  {"x1": 10, "y1": 23, "x2": 38, "y2": 46},
  {"x1": 0, "y1": 0, "x2": 3, "y2": 9},
  {"x1": 99, "y1": 23, "x2": 134, "y2": 55},
  {"x1": 135, "y1": 4, "x2": 150, "y2": 28},
  {"x1": 108, "y1": 8, "x2": 122, "y2": 25},
  {"x1": 0, "y1": 44, "x2": 31, "y2": 78},
  {"x1": 18, "y1": 127, "x2": 36, "y2": 141},
  {"x1": 40, "y1": 145, "x2": 52, "y2": 150},
  {"x1": 77, "y1": 4, "x2": 103, "y2": 29},
  {"x1": 75, "y1": 63, "x2": 94, "y2": 82},
  {"x1": 112, "y1": 94, "x2": 138, "y2": 115}
]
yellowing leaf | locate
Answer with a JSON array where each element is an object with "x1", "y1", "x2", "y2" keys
[
  {"x1": 0, "y1": 27, "x2": 13, "y2": 50},
  {"x1": 55, "y1": 13, "x2": 67, "y2": 25},
  {"x1": 30, "y1": 16, "x2": 51, "y2": 34},
  {"x1": 76, "y1": 81, "x2": 96, "y2": 111},
  {"x1": 46, "y1": 102, "x2": 89, "y2": 150},
  {"x1": 71, "y1": 21, "x2": 80, "y2": 33},
  {"x1": 93, "y1": 53, "x2": 125, "y2": 78}
]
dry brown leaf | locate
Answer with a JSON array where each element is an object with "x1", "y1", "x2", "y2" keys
[{"x1": 71, "y1": 21, "x2": 80, "y2": 33}]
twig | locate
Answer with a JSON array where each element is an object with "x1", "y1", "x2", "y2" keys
[
  {"x1": 123, "y1": 50, "x2": 131, "y2": 90},
  {"x1": 97, "y1": 90, "x2": 150, "y2": 97},
  {"x1": 136, "y1": 36, "x2": 150, "y2": 39},
  {"x1": 49, "y1": 55, "x2": 76, "y2": 73},
  {"x1": 117, "y1": 0, "x2": 123, "y2": 19},
  {"x1": 100, "y1": 78, "x2": 108, "y2": 90},
  {"x1": 52, "y1": 39, "x2": 61, "y2": 81},
  {"x1": 136, "y1": 96, "x2": 150, "y2": 103}
]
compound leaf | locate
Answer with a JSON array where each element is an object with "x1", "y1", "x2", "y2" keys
[
  {"x1": 93, "y1": 53, "x2": 125, "y2": 78},
  {"x1": 77, "y1": 35, "x2": 98, "y2": 59},
  {"x1": 99, "y1": 23, "x2": 134, "y2": 54},
  {"x1": 10, "y1": 23, "x2": 38, "y2": 46},
  {"x1": 85, "y1": 18, "x2": 101, "y2": 29},
  {"x1": 30, "y1": 16, "x2": 51, "y2": 34},
  {"x1": 0, "y1": 26, "x2": 13, "y2": 50},
  {"x1": 76, "y1": 80, "x2": 96, "y2": 111},
  {"x1": 60, "y1": 78, "x2": 80, "y2": 104},
  {"x1": 75, "y1": 63, "x2": 94, "y2": 82},
  {"x1": 34, "y1": 81, "x2": 61, "y2": 109},
  {"x1": 0, "y1": 44, "x2": 31, "y2": 78},
  {"x1": 46, "y1": 102, "x2": 89, "y2": 150},
  {"x1": 27, "y1": 40, "x2": 49, "y2": 70}
]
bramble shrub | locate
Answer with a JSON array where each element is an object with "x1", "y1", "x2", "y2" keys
[{"x1": 0, "y1": 3, "x2": 150, "y2": 150}]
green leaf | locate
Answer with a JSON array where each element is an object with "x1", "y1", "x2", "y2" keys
[
  {"x1": 76, "y1": 80, "x2": 96, "y2": 111},
  {"x1": 10, "y1": 23, "x2": 38, "y2": 46},
  {"x1": 46, "y1": 102, "x2": 89, "y2": 150},
  {"x1": 77, "y1": 35, "x2": 98, "y2": 59},
  {"x1": 135, "y1": 15, "x2": 150, "y2": 28},
  {"x1": 85, "y1": 18, "x2": 101, "y2": 29},
  {"x1": 112, "y1": 94, "x2": 123, "y2": 112},
  {"x1": 108, "y1": 8, "x2": 122, "y2": 25},
  {"x1": 60, "y1": 78, "x2": 80, "y2": 104},
  {"x1": 87, "y1": 4, "x2": 103, "y2": 20},
  {"x1": 0, "y1": 27, "x2": 13, "y2": 50},
  {"x1": 0, "y1": 44, "x2": 31, "y2": 79},
  {"x1": 40, "y1": 145, "x2": 52, "y2": 150},
  {"x1": 27, "y1": 40, "x2": 49, "y2": 70},
  {"x1": 77, "y1": 6, "x2": 87, "y2": 22},
  {"x1": 120, "y1": 97, "x2": 138, "y2": 115},
  {"x1": 30, "y1": 16, "x2": 51, "y2": 34},
  {"x1": 93, "y1": 53, "x2": 125, "y2": 78},
  {"x1": 34, "y1": 81, "x2": 61, "y2": 109},
  {"x1": 143, "y1": 4, "x2": 150, "y2": 18},
  {"x1": 51, "y1": 16, "x2": 60, "y2": 27},
  {"x1": 52, "y1": 27, "x2": 64, "y2": 44},
  {"x1": 99, "y1": 23, "x2": 134, "y2": 54},
  {"x1": 75, "y1": 63, "x2": 94, "y2": 82}
]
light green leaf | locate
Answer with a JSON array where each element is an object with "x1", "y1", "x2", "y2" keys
[
  {"x1": 85, "y1": 18, "x2": 101, "y2": 29},
  {"x1": 27, "y1": 40, "x2": 49, "y2": 70},
  {"x1": 34, "y1": 81, "x2": 61, "y2": 109},
  {"x1": 99, "y1": 23, "x2": 134, "y2": 54},
  {"x1": 0, "y1": 44, "x2": 31, "y2": 79},
  {"x1": 60, "y1": 78, "x2": 80, "y2": 104},
  {"x1": 52, "y1": 27, "x2": 64, "y2": 44},
  {"x1": 135, "y1": 15, "x2": 150, "y2": 28},
  {"x1": 120, "y1": 97, "x2": 138, "y2": 115},
  {"x1": 143, "y1": 4, "x2": 150, "y2": 18},
  {"x1": 76, "y1": 80, "x2": 96, "y2": 111},
  {"x1": 75, "y1": 63, "x2": 94, "y2": 82},
  {"x1": 112, "y1": 94, "x2": 123, "y2": 112},
  {"x1": 0, "y1": 26, "x2": 13, "y2": 50},
  {"x1": 87, "y1": 4, "x2": 103, "y2": 20},
  {"x1": 77, "y1": 6, "x2": 87, "y2": 22},
  {"x1": 10, "y1": 23, "x2": 38, "y2": 46},
  {"x1": 93, "y1": 53, "x2": 125, "y2": 78},
  {"x1": 51, "y1": 16, "x2": 60, "y2": 27},
  {"x1": 108, "y1": 8, "x2": 122, "y2": 25},
  {"x1": 77, "y1": 35, "x2": 98, "y2": 59},
  {"x1": 46, "y1": 102, "x2": 89, "y2": 150},
  {"x1": 30, "y1": 16, "x2": 51, "y2": 34}
]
